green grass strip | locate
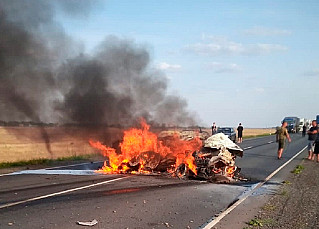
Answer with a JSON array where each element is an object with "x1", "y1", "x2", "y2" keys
[
  {"x1": 291, "y1": 165, "x2": 305, "y2": 174},
  {"x1": 0, "y1": 155, "x2": 92, "y2": 169},
  {"x1": 243, "y1": 133, "x2": 275, "y2": 139}
]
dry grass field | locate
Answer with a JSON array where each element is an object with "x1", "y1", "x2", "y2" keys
[
  {"x1": 242, "y1": 128, "x2": 276, "y2": 137},
  {"x1": 201, "y1": 127, "x2": 276, "y2": 137},
  {"x1": 0, "y1": 126, "x2": 123, "y2": 163},
  {"x1": 0, "y1": 126, "x2": 276, "y2": 163}
]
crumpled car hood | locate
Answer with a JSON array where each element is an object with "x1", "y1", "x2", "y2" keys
[{"x1": 204, "y1": 133, "x2": 243, "y2": 153}]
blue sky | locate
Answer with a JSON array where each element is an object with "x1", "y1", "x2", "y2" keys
[{"x1": 58, "y1": 0, "x2": 319, "y2": 127}]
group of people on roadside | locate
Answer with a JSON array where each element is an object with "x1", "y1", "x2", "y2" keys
[{"x1": 276, "y1": 120, "x2": 319, "y2": 162}]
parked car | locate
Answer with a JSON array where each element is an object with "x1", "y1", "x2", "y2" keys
[{"x1": 217, "y1": 127, "x2": 236, "y2": 142}]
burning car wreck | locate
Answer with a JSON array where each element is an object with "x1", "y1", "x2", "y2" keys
[
  {"x1": 175, "y1": 133, "x2": 243, "y2": 183},
  {"x1": 90, "y1": 120, "x2": 243, "y2": 183}
]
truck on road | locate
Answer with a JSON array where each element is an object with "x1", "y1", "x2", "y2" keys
[
  {"x1": 298, "y1": 118, "x2": 305, "y2": 132},
  {"x1": 283, "y1": 116, "x2": 300, "y2": 133}
]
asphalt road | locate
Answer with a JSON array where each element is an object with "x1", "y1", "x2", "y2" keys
[{"x1": 0, "y1": 134, "x2": 308, "y2": 229}]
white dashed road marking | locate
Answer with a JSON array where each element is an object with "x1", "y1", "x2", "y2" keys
[{"x1": 243, "y1": 140, "x2": 274, "y2": 150}]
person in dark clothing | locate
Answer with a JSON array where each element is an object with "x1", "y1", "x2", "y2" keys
[
  {"x1": 302, "y1": 125, "x2": 307, "y2": 137},
  {"x1": 314, "y1": 132, "x2": 319, "y2": 162},
  {"x1": 307, "y1": 120, "x2": 318, "y2": 160},
  {"x1": 211, "y1": 122, "x2": 217, "y2": 135},
  {"x1": 237, "y1": 123, "x2": 243, "y2": 143}
]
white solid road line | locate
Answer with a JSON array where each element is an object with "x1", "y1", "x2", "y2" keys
[
  {"x1": 0, "y1": 176, "x2": 127, "y2": 209},
  {"x1": 202, "y1": 145, "x2": 307, "y2": 229},
  {"x1": 46, "y1": 161, "x2": 104, "y2": 170}
]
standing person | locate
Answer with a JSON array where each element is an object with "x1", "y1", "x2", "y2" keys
[
  {"x1": 276, "y1": 121, "x2": 291, "y2": 159},
  {"x1": 307, "y1": 120, "x2": 318, "y2": 160},
  {"x1": 314, "y1": 132, "x2": 319, "y2": 163},
  {"x1": 211, "y1": 122, "x2": 217, "y2": 135},
  {"x1": 302, "y1": 124, "x2": 307, "y2": 137},
  {"x1": 237, "y1": 123, "x2": 244, "y2": 143}
]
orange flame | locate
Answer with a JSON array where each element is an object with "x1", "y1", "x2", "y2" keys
[
  {"x1": 225, "y1": 166, "x2": 236, "y2": 177},
  {"x1": 90, "y1": 118, "x2": 202, "y2": 175}
]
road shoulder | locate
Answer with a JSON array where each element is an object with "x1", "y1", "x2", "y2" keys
[{"x1": 213, "y1": 158, "x2": 319, "y2": 229}]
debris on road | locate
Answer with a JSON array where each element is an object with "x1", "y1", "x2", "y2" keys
[
  {"x1": 159, "y1": 129, "x2": 210, "y2": 141},
  {"x1": 76, "y1": 219, "x2": 98, "y2": 227},
  {"x1": 203, "y1": 133, "x2": 243, "y2": 153}
]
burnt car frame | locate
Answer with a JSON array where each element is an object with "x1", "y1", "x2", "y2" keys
[{"x1": 175, "y1": 133, "x2": 243, "y2": 183}]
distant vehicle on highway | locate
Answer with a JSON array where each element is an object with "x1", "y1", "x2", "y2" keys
[
  {"x1": 282, "y1": 116, "x2": 300, "y2": 133},
  {"x1": 217, "y1": 127, "x2": 236, "y2": 142},
  {"x1": 298, "y1": 118, "x2": 305, "y2": 132}
]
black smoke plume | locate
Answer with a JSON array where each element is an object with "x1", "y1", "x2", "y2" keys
[{"x1": 0, "y1": 1, "x2": 197, "y2": 134}]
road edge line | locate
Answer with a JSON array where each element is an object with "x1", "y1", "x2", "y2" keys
[{"x1": 202, "y1": 145, "x2": 307, "y2": 229}]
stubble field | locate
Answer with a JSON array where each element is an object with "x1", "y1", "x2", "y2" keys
[
  {"x1": 0, "y1": 126, "x2": 123, "y2": 163},
  {"x1": 202, "y1": 127, "x2": 276, "y2": 137}
]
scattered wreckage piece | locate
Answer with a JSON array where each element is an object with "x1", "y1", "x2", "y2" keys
[
  {"x1": 204, "y1": 133, "x2": 243, "y2": 156},
  {"x1": 76, "y1": 219, "x2": 98, "y2": 226},
  {"x1": 158, "y1": 129, "x2": 210, "y2": 141}
]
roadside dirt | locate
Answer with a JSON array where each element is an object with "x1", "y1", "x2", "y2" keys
[{"x1": 246, "y1": 159, "x2": 319, "y2": 229}]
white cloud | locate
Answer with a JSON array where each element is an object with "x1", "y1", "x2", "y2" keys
[
  {"x1": 303, "y1": 69, "x2": 319, "y2": 77},
  {"x1": 243, "y1": 26, "x2": 292, "y2": 36},
  {"x1": 156, "y1": 62, "x2": 182, "y2": 71},
  {"x1": 254, "y1": 87, "x2": 265, "y2": 93},
  {"x1": 246, "y1": 43, "x2": 288, "y2": 55},
  {"x1": 206, "y1": 62, "x2": 241, "y2": 73},
  {"x1": 186, "y1": 36, "x2": 288, "y2": 56},
  {"x1": 201, "y1": 34, "x2": 228, "y2": 42}
]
